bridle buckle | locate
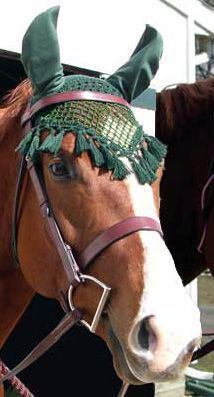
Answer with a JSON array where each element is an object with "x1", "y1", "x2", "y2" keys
[{"x1": 68, "y1": 274, "x2": 111, "y2": 333}]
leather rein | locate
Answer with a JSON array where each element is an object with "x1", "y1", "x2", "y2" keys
[{"x1": 0, "y1": 91, "x2": 163, "y2": 391}]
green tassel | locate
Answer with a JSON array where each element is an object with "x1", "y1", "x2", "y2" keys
[
  {"x1": 15, "y1": 130, "x2": 34, "y2": 154},
  {"x1": 142, "y1": 147, "x2": 160, "y2": 172},
  {"x1": 100, "y1": 145, "x2": 117, "y2": 170},
  {"x1": 39, "y1": 130, "x2": 65, "y2": 155},
  {"x1": 139, "y1": 157, "x2": 157, "y2": 182},
  {"x1": 28, "y1": 134, "x2": 40, "y2": 160},
  {"x1": 145, "y1": 135, "x2": 167, "y2": 162},
  {"x1": 75, "y1": 132, "x2": 90, "y2": 154},
  {"x1": 53, "y1": 131, "x2": 65, "y2": 154},
  {"x1": 86, "y1": 127, "x2": 97, "y2": 138},
  {"x1": 39, "y1": 131, "x2": 55, "y2": 151},
  {"x1": 131, "y1": 159, "x2": 154, "y2": 184},
  {"x1": 88, "y1": 139, "x2": 104, "y2": 167},
  {"x1": 112, "y1": 158, "x2": 131, "y2": 180}
]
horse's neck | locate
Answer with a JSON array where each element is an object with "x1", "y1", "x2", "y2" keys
[
  {"x1": 0, "y1": 119, "x2": 21, "y2": 270},
  {"x1": 0, "y1": 118, "x2": 34, "y2": 349}
]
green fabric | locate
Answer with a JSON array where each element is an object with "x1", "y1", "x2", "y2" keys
[
  {"x1": 21, "y1": 6, "x2": 64, "y2": 100},
  {"x1": 107, "y1": 25, "x2": 163, "y2": 102},
  {"x1": 21, "y1": 7, "x2": 163, "y2": 105},
  {"x1": 18, "y1": 7, "x2": 167, "y2": 185},
  {"x1": 17, "y1": 97, "x2": 167, "y2": 184},
  {"x1": 30, "y1": 74, "x2": 123, "y2": 104}
]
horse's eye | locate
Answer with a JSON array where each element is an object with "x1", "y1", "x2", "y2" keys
[{"x1": 49, "y1": 161, "x2": 71, "y2": 180}]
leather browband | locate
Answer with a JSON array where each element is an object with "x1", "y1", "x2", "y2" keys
[
  {"x1": 79, "y1": 216, "x2": 163, "y2": 269},
  {"x1": 21, "y1": 91, "x2": 130, "y2": 127}
]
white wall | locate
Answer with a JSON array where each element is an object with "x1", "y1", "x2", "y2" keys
[
  {"x1": 0, "y1": 0, "x2": 148, "y2": 73},
  {"x1": 140, "y1": 0, "x2": 189, "y2": 90},
  {"x1": 0, "y1": 0, "x2": 213, "y2": 92}
]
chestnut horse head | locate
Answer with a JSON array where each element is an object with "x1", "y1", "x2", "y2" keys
[{"x1": 1, "y1": 7, "x2": 201, "y2": 386}]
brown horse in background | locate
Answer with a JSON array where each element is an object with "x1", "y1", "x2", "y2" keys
[{"x1": 156, "y1": 78, "x2": 214, "y2": 284}]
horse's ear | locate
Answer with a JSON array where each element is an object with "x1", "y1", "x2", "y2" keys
[
  {"x1": 21, "y1": 6, "x2": 64, "y2": 99},
  {"x1": 107, "y1": 25, "x2": 163, "y2": 102}
]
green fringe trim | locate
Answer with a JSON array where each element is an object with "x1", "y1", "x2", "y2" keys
[
  {"x1": 100, "y1": 146, "x2": 116, "y2": 170},
  {"x1": 112, "y1": 158, "x2": 131, "y2": 180},
  {"x1": 28, "y1": 132, "x2": 40, "y2": 161},
  {"x1": 131, "y1": 159, "x2": 153, "y2": 184},
  {"x1": 88, "y1": 139, "x2": 105, "y2": 167},
  {"x1": 144, "y1": 134, "x2": 167, "y2": 162},
  {"x1": 141, "y1": 147, "x2": 159, "y2": 173},
  {"x1": 139, "y1": 157, "x2": 157, "y2": 182},
  {"x1": 16, "y1": 123, "x2": 167, "y2": 185},
  {"x1": 39, "y1": 130, "x2": 64, "y2": 155},
  {"x1": 75, "y1": 132, "x2": 90, "y2": 154}
]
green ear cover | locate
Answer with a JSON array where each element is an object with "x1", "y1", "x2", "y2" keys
[
  {"x1": 21, "y1": 6, "x2": 64, "y2": 99},
  {"x1": 107, "y1": 25, "x2": 163, "y2": 102}
]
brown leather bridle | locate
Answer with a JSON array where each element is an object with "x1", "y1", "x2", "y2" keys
[
  {"x1": 2, "y1": 91, "x2": 163, "y2": 394},
  {"x1": 16, "y1": 89, "x2": 163, "y2": 316}
]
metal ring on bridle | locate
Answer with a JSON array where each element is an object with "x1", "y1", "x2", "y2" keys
[{"x1": 68, "y1": 274, "x2": 111, "y2": 333}]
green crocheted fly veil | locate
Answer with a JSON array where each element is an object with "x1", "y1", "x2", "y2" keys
[{"x1": 17, "y1": 6, "x2": 167, "y2": 184}]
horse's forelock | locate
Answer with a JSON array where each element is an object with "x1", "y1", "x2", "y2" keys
[{"x1": 0, "y1": 80, "x2": 32, "y2": 142}]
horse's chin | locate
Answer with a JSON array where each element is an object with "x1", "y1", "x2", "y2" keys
[{"x1": 105, "y1": 320, "x2": 144, "y2": 385}]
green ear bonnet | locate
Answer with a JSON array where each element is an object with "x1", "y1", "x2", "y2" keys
[{"x1": 17, "y1": 6, "x2": 167, "y2": 184}]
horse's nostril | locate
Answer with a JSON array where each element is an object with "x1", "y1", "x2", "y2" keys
[
  {"x1": 138, "y1": 317, "x2": 151, "y2": 350},
  {"x1": 137, "y1": 316, "x2": 158, "y2": 352}
]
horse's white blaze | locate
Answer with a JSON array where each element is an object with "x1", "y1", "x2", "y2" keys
[{"x1": 124, "y1": 172, "x2": 201, "y2": 380}]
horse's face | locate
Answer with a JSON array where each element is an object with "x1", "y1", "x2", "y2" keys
[{"x1": 19, "y1": 131, "x2": 201, "y2": 384}]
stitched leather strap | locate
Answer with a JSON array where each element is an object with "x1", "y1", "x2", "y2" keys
[
  {"x1": 27, "y1": 160, "x2": 163, "y2": 277},
  {"x1": 79, "y1": 216, "x2": 163, "y2": 269},
  {"x1": 12, "y1": 156, "x2": 27, "y2": 268},
  {"x1": 0, "y1": 361, "x2": 34, "y2": 397},
  {"x1": 0, "y1": 310, "x2": 81, "y2": 384},
  {"x1": 21, "y1": 91, "x2": 130, "y2": 126},
  {"x1": 27, "y1": 160, "x2": 81, "y2": 286}
]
